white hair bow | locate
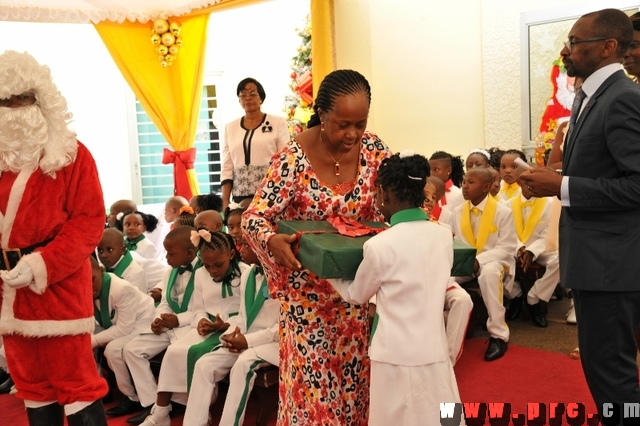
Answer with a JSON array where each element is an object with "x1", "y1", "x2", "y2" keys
[
  {"x1": 398, "y1": 149, "x2": 416, "y2": 158},
  {"x1": 228, "y1": 202, "x2": 243, "y2": 210},
  {"x1": 116, "y1": 212, "x2": 124, "y2": 221},
  {"x1": 190, "y1": 229, "x2": 212, "y2": 247}
]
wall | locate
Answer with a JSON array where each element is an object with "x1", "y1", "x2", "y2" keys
[
  {"x1": 0, "y1": 0, "x2": 309, "y2": 207},
  {"x1": 335, "y1": 0, "x2": 485, "y2": 159}
]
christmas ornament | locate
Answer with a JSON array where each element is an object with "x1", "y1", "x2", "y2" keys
[{"x1": 151, "y1": 19, "x2": 182, "y2": 67}]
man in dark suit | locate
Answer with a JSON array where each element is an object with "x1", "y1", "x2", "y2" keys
[{"x1": 520, "y1": 8, "x2": 640, "y2": 425}]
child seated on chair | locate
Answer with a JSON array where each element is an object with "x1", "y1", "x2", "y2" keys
[
  {"x1": 107, "y1": 226, "x2": 201, "y2": 423},
  {"x1": 183, "y1": 237, "x2": 279, "y2": 426},
  {"x1": 97, "y1": 228, "x2": 148, "y2": 294},
  {"x1": 504, "y1": 181, "x2": 560, "y2": 328},
  {"x1": 90, "y1": 256, "x2": 156, "y2": 398},
  {"x1": 441, "y1": 167, "x2": 517, "y2": 362},
  {"x1": 139, "y1": 231, "x2": 246, "y2": 426},
  {"x1": 116, "y1": 210, "x2": 159, "y2": 260}
]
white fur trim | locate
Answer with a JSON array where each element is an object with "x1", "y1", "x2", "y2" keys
[
  {"x1": 0, "y1": 283, "x2": 94, "y2": 337},
  {"x1": 1, "y1": 168, "x2": 32, "y2": 248},
  {"x1": 22, "y1": 252, "x2": 47, "y2": 295}
]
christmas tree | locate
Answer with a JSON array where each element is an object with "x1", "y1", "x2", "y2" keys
[{"x1": 284, "y1": 15, "x2": 314, "y2": 136}]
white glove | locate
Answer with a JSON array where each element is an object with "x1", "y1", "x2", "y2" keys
[{"x1": 0, "y1": 261, "x2": 35, "y2": 289}]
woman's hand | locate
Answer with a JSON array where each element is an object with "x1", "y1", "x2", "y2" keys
[{"x1": 267, "y1": 233, "x2": 302, "y2": 271}]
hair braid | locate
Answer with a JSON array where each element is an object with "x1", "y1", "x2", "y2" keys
[{"x1": 307, "y1": 70, "x2": 371, "y2": 128}]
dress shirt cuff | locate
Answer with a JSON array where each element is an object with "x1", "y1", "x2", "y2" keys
[{"x1": 561, "y1": 176, "x2": 570, "y2": 207}]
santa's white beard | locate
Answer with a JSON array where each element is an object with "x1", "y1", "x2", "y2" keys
[{"x1": 0, "y1": 104, "x2": 48, "y2": 172}]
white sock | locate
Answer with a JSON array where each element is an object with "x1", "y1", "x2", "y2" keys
[{"x1": 152, "y1": 403, "x2": 171, "y2": 419}]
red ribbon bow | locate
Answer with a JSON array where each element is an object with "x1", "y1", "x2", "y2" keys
[{"x1": 162, "y1": 147, "x2": 196, "y2": 198}]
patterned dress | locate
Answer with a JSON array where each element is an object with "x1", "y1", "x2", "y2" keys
[{"x1": 243, "y1": 132, "x2": 391, "y2": 425}]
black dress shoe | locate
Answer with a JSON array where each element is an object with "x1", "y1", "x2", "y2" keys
[
  {"x1": 528, "y1": 302, "x2": 548, "y2": 328},
  {"x1": 105, "y1": 398, "x2": 143, "y2": 417},
  {"x1": 506, "y1": 295, "x2": 524, "y2": 320},
  {"x1": 0, "y1": 375, "x2": 14, "y2": 394},
  {"x1": 126, "y1": 405, "x2": 152, "y2": 425},
  {"x1": 484, "y1": 337, "x2": 508, "y2": 361}
]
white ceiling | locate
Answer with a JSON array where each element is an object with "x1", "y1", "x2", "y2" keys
[{"x1": 0, "y1": 0, "x2": 222, "y2": 24}]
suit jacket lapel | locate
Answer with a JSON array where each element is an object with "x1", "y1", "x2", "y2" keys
[{"x1": 563, "y1": 70, "x2": 627, "y2": 170}]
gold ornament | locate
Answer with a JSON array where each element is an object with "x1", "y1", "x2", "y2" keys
[
  {"x1": 161, "y1": 60, "x2": 168, "y2": 67},
  {"x1": 165, "y1": 54, "x2": 174, "y2": 63},
  {"x1": 154, "y1": 19, "x2": 169, "y2": 34},
  {"x1": 170, "y1": 21, "x2": 181, "y2": 36},
  {"x1": 161, "y1": 32, "x2": 175, "y2": 46},
  {"x1": 158, "y1": 54, "x2": 166, "y2": 61},
  {"x1": 175, "y1": 37, "x2": 183, "y2": 47},
  {"x1": 169, "y1": 45, "x2": 179, "y2": 55},
  {"x1": 158, "y1": 45, "x2": 168, "y2": 55},
  {"x1": 151, "y1": 33, "x2": 161, "y2": 45}
]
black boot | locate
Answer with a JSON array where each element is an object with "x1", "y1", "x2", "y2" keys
[
  {"x1": 66, "y1": 400, "x2": 108, "y2": 426},
  {"x1": 26, "y1": 403, "x2": 65, "y2": 426}
]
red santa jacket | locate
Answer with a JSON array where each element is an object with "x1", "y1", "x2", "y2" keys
[{"x1": 0, "y1": 142, "x2": 105, "y2": 337}]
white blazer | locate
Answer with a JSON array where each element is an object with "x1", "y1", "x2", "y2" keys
[
  {"x1": 93, "y1": 274, "x2": 156, "y2": 347},
  {"x1": 223, "y1": 265, "x2": 279, "y2": 365},
  {"x1": 331, "y1": 220, "x2": 452, "y2": 366},
  {"x1": 506, "y1": 196, "x2": 554, "y2": 260},
  {"x1": 191, "y1": 262, "x2": 248, "y2": 325}
]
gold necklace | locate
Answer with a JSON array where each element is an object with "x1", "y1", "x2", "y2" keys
[{"x1": 319, "y1": 133, "x2": 345, "y2": 176}]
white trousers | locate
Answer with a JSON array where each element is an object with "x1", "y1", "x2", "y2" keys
[
  {"x1": 103, "y1": 331, "x2": 147, "y2": 403},
  {"x1": 456, "y1": 261, "x2": 509, "y2": 341},
  {"x1": 527, "y1": 251, "x2": 560, "y2": 304},
  {"x1": 122, "y1": 328, "x2": 187, "y2": 407},
  {"x1": 444, "y1": 284, "x2": 473, "y2": 366},
  {"x1": 157, "y1": 328, "x2": 207, "y2": 394},
  {"x1": 369, "y1": 360, "x2": 465, "y2": 426}
]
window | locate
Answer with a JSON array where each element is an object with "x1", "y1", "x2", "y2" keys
[{"x1": 133, "y1": 83, "x2": 222, "y2": 204}]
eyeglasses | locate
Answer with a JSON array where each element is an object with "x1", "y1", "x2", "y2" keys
[
  {"x1": 564, "y1": 37, "x2": 608, "y2": 52},
  {"x1": 239, "y1": 91, "x2": 259, "y2": 99}
]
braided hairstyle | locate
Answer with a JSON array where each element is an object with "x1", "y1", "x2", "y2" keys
[
  {"x1": 175, "y1": 209, "x2": 196, "y2": 228},
  {"x1": 376, "y1": 153, "x2": 430, "y2": 208},
  {"x1": 198, "y1": 231, "x2": 242, "y2": 276},
  {"x1": 429, "y1": 151, "x2": 464, "y2": 187},
  {"x1": 307, "y1": 69, "x2": 371, "y2": 128},
  {"x1": 223, "y1": 206, "x2": 247, "y2": 227},
  {"x1": 115, "y1": 210, "x2": 158, "y2": 233}
]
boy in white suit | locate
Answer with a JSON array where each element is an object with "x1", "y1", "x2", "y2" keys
[
  {"x1": 183, "y1": 238, "x2": 279, "y2": 426},
  {"x1": 97, "y1": 228, "x2": 148, "y2": 293},
  {"x1": 105, "y1": 226, "x2": 200, "y2": 421},
  {"x1": 90, "y1": 256, "x2": 156, "y2": 399},
  {"x1": 505, "y1": 183, "x2": 560, "y2": 328},
  {"x1": 441, "y1": 167, "x2": 517, "y2": 361}
]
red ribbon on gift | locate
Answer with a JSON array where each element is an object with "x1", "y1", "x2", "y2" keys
[{"x1": 162, "y1": 147, "x2": 196, "y2": 199}]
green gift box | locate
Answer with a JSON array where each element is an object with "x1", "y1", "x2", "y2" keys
[{"x1": 277, "y1": 220, "x2": 477, "y2": 279}]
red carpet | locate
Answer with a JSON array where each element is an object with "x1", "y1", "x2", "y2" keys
[{"x1": 0, "y1": 340, "x2": 599, "y2": 425}]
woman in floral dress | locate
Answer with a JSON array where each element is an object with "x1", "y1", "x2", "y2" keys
[{"x1": 242, "y1": 70, "x2": 391, "y2": 425}]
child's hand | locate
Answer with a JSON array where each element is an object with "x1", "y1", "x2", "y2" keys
[
  {"x1": 197, "y1": 318, "x2": 213, "y2": 336},
  {"x1": 151, "y1": 318, "x2": 164, "y2": 335},
  {"x1": 520, "y1": 250, "x2": 534, "y2": 272},
  {"x1": 149, "y1": 288, "x2": 162, "y2": 303},
  {"x1": 220, "y1": 326, "x2": 248, "y2": 353},
  {"x1": 160, "y1": 313, "x2": 179, "y2": 330}
]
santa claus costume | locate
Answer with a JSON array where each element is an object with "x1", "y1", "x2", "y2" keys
[{"x1": 0, "y1": 51, "x2": 108, "y2": 426}]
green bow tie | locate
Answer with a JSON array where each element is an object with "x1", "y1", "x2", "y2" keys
[{"x1": 178, "y1": 264, "x2": 193, "y2": 275}]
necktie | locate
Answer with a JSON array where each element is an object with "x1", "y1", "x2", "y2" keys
[
  {"x1": 470, "y1": 207, "x2": 480, "y2": 216},
  {"x1": 567, "y1": 87, "x2": 586, "y2": 143},
  {"x1": 177, "y1": 264, "x2": 193, "y2": 275},
  {"x1": 521, "y1": 200, "x2": 535, "y2": 208}
]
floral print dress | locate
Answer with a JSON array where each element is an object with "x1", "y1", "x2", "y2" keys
[{"x1": 242, "y1": 132, "x2": 391, "y2": 425}]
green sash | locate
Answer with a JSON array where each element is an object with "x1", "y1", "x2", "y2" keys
[
  {"x1": 125, "y1": 234, "x2": 145, "y2": 251},
  {"x1": 94, "y1": 273, "x2": 115, "y2": 329},
  {"x1": 245, "y1": 267, "x2": 267, "y2": 330},
  {"x1": 165, "y1": 261, "x2": 200, "y2": 314},
  {"x1": 109, "y1": 250, "x2": 133, "y2": 277},
  {"x1": 185, "y1": 263, "x2": 239, "y2": 390}
]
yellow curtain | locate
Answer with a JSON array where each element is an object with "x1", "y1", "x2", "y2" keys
[
  {"x1": 94, "y1": 0, "x2": 333, "y2": 198},
  {"x1": 310, "y1": 0, "x2": 335, "y2": 97},
  {"x1": 95, "y1": 15, "x2": 209, "y2": 199}
]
